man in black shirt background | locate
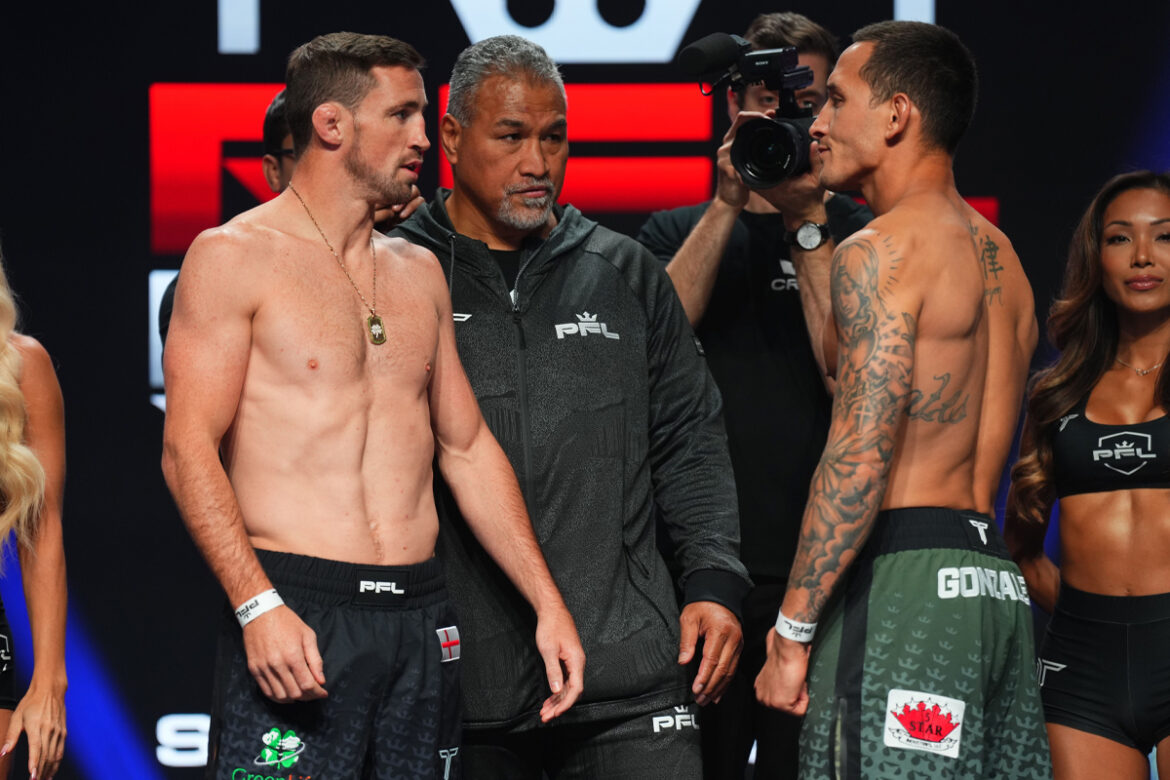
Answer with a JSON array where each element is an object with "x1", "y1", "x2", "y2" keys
[{"x1": 637, "y1": 12, "x2": 871, "y2": 779}]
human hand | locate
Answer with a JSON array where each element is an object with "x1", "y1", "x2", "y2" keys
[
  {"x1": 242, "y1": 606, "x2": 328, "y2": 702},
  {"x1": 374, "y1": 185, "x2": 425, "y2": 229},
  {"x1": 2, "y1": 675, "x2": 66, "y2": 780},
  {"x1": 754, "y1": 627, "x2": 810, "y2": 714},
  {"x1": 757, "y1": 140, "x2": 828, "y2": 222},
  {"x1": 713, "y1": 113, "x2": 763, "y2": 211},
  {"x1": 534, "y1": 602, "x2": 585, "y2": 722},
  {"x1": 678, "y1": 601, "x2": 742, "y2": 706}
]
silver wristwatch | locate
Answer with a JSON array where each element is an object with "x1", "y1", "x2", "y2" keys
[{"x1": 786, "y1": 221, "x2": 831, "y2": 251}]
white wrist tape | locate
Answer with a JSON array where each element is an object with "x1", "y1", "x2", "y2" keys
[
  {"x1": 775, "y1": 609, "x2": 817, "y2": 643},
  {"x1": 234, "y1": 589, "x2": 284, "y2": 627}
]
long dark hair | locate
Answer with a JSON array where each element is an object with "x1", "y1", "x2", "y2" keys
[{"x1": 1011, "y1": 170, "x2": 1170, "y2": 525}]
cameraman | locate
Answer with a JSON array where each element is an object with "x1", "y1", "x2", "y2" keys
[{"x1": 637, "y1": 13, "x2": 870, "y2": 779}]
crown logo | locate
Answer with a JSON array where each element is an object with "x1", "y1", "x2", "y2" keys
[
  {"x1": 448, "y1": 0, "x2": 702, "y2": 63},
  {"x1": 893, "y1": 701, "x2": 960, "y2": 743},
  {"x1": 576, "y1": 312, "x2": 598, "y2": 322}
]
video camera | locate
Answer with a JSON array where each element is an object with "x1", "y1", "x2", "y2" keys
[{"x1": 678, "y1": 33, "x2": 815, "y2": 189}]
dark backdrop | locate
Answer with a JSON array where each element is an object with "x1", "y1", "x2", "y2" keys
[{"x1": 2, "y1": 1, "x2": 1168, "y2": 776}]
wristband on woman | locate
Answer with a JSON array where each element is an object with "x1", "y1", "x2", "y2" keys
[
  {"x1": 234, "y1": 588, "x2": 285, "y2": 627},
  {"x1": 775, "y1": 609, "x2": 817, "y2": 643}
]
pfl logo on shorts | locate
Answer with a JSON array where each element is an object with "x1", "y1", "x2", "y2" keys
[
  {"x1": 651, "y1": 705, "x2": 699, "y2": 733},
  {"x1": 358, "y1": 580, "x2": 405, "y2": 595},
  {"x1": 884, "y1": 689, "x2": 965, "y2": 758}
]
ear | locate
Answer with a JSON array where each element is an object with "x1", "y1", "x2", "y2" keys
[
  {"x1": 725, "y1": 87, "x2": 740, "y2": 124},
  {"x1": 440, "y1": 113, "x2": 462, "y2": 166},
  {"x1": 261, "y1": 154, "x2": 283, "y2": 194},
  {"x1": 885, "y1": 93, "x2": 912, "y2": 143},
  {"x1": 310, "y1": 102, "x2": 346, "y2": 148}
]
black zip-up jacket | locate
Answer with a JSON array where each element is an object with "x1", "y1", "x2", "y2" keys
[{"x1": 390, "y1": 191, "x2": 750, "y2": 729}]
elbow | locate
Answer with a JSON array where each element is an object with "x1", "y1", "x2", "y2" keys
[
  {"x1": 1004, "y1": 525, "x2": 1043, "y2": 571},
  {"x1": 160, "y1": 434, "x2": 182, "y2": 490}
]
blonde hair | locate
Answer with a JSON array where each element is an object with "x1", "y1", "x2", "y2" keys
[{"x1": 0, "y1": 252, "x2": 46, "y2": 552}]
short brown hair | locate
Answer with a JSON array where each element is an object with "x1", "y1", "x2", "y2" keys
[
  {"x1": 852, "y1": 21, "x2": 976, "y2": 155},
  {"x1": 262, "y1": 89, "x2": 290, "y2": 156},
  {"x1": 743, "y1": 12, "x2": 839, "y2": 66},
  {"x1": 285, "y1": 32, "x2": 424, "y2": 156}
]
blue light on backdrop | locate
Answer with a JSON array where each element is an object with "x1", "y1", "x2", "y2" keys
[{"x1": 0, "y1": 552, "x2": 164, "y2": 779}]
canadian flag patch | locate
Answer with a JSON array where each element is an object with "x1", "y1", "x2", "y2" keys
[
  {"x1": 884, "y1": 689, "x2": 965, "y2": 758},
  {"x1": 437, "y1": 626, "x2": 461, "y2": 663}
]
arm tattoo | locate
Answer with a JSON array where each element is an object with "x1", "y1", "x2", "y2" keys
[{"x1": 787, "y1": 236, "x2": 916, "y2": 621}]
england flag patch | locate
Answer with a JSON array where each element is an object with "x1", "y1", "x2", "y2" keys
[{"x1": 437, "y1": 626, "x2": 461, "y2": 662}]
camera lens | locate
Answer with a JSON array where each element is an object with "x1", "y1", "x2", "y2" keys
[
  {"x1": 730, "y1": 117, "x2": 812, "y2": 189},
  {"x1": 748, "y1": 127, "x2": 792, "y2": 180}
]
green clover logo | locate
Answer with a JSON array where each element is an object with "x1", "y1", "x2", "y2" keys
[{"x1": 255, "y1": 727, "x2": 305, "y2": 768}]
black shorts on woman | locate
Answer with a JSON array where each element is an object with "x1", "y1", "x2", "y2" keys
[
  {"x1": 0, "y1": 598, "x2": 15, "y2": 710},
  {"x1": 1039, "y1": 584, "x2": 1170, "y2": 754}
]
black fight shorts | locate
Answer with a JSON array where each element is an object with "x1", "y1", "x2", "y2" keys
[
  {"x1": 206, "y1": 551, "x2": 462, "y2": 780},
  {"x1": 0, "y1": 598, "x2": 15, "y2": 710},
  {"x1": 1039, "y1": 584, "x2": 1170, "y2": 754},
  {"x1": 460, "y1": 703, "x2": 702, "y2": 780}
]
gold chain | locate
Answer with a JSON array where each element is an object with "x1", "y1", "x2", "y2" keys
[{"x1": 288, "y1": 184, "x2": 377, "y2": 318}]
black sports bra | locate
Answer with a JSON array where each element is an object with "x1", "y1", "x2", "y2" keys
[{"x1": 1051, "y1": 396, "x2": 1170, "y2": 498}]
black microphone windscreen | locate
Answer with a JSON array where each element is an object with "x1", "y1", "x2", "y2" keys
[{"x1": 677, "y1": 33, "x2": 743, "y2": 77}]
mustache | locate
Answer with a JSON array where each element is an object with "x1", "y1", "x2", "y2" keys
[{"x1": 503, "y1": 178, "x2": 555, "y2": 196}]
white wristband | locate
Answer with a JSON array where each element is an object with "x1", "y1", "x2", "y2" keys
[
  {"x1": 775, "y1": 609, "x2": 816, "y2": 643},
  {"x1": 234, "y1": 589, "x2": 284, "y2": 627}
]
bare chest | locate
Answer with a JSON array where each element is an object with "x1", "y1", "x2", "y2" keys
[{"x1": 250, "y1": 259, "x2": 440, "y2": 388}]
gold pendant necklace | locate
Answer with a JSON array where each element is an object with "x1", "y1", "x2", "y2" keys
[
  {"x1": 288, "y1": 184, "x2": 386, "y2": 345},
  {"x1": 1115, "y1": 356, "x2": 1163, "y2": 376}
]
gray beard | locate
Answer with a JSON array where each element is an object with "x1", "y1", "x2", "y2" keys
[{"x1": 497, "y1": 180, "x2": 556, "y2": 231}]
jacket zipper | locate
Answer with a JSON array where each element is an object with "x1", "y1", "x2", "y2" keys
[{"x1": 510, "y1": 254, "x2": 539, "y2": 509}]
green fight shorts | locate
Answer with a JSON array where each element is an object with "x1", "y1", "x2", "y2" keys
[{"x1": 799, "y1": 507, "x2": 1051, "y2": 780}]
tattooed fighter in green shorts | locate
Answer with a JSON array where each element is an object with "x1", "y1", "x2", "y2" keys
[{"x1": 754, "y1": 21, "x2": 1052, "y2": 780}]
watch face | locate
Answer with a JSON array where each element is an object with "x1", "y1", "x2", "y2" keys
[{"x1": 796, "y1": 222, "x2": 824, "y2": 250}]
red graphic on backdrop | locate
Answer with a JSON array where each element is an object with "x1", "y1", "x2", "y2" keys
[
  {"x1": 893, "y1": 701, "x2": 960, "y2": 743},
  {"x1": 148, "y1": 82, "x2": 999, "y2": 255},
  {"x1": 435, "y1": 84, "x2": 715, "y2": 213},
  {"x1": 150, "y1": 83, "x2": 284, "y2": 254}
]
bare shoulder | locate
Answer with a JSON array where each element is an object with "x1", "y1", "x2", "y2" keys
[
  {"x1": 377, "y1": 233, "x2": 442, "y2": 268},
  {"x1": 8, "y1": 334, "x2": 62, "y2": 406},
  {"x1": 176, "y1": 205, "x2": 294, "y2": 315},
  {"x1": 376, "y1": 234, "x2": 448, "y2": 296},
  {"x1": 832, "y1": 219, "x2": 914, "y2": 281},
  {"x1": 962, "y1": 205, "x2": 1036, "y2": 326},
  {"x1": 10, "y1": 332, "x2": 50, "y2": 365},
  {"x1": 860, "y1": 197, "x2": 965, "y2": 259},
  {"x1": 964, "y1": 206, "x2": 1024, "y2": 273},
  {"x1": 184, "y1": 206, "x2": 286, "y2": 273}
]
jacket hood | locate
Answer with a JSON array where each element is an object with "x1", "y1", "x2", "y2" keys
[{"x1": 389, "y1": 188, "x2": 598, "y2": 284}]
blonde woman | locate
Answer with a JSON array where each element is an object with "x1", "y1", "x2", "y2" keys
[{"x1": 0, "y1": 251, "x2": 66, "y2": 779}]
